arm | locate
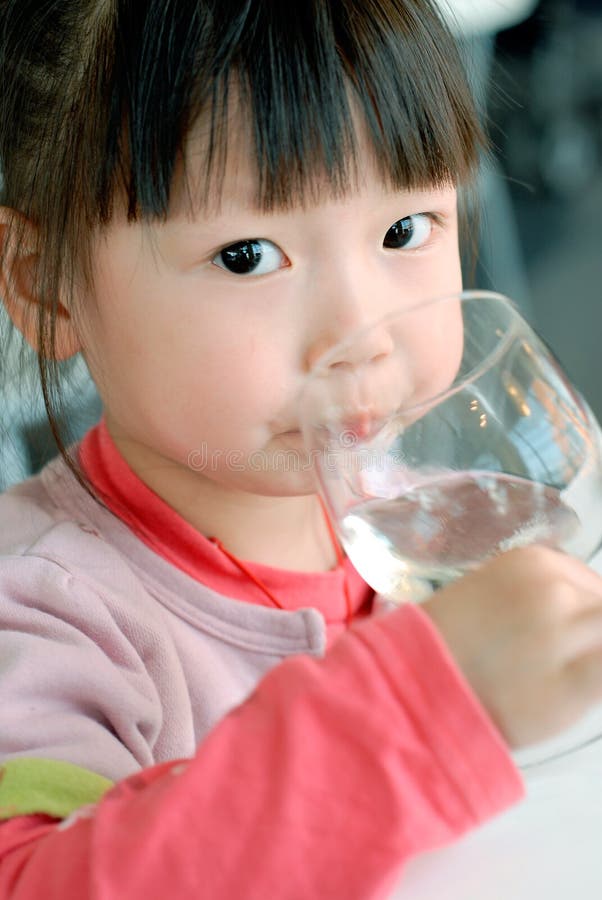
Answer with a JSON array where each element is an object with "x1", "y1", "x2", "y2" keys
[{"x1": 1, "y1": 603, "x2": 522, "y2": 900}]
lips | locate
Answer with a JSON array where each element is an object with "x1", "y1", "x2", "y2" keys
[
  {"x1": 279, "y1": 404, "x2": 398, "y2": 441},
  {"x1": 341, "y1": 412, "x2": 377, "y2": 439},
  {"x1": 320, "y1": 408, "x2": 399, "y2": 443}
]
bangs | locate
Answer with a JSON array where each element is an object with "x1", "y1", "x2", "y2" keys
[{"x1": 101, "y1": 0, "x2": 484, "y2": 219}]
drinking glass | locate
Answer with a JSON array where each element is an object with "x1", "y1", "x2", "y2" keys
[
  {"x1": 299, "y1": 289, "x2": 602, "y2": 765},
  {"x1": 299, "y1": 290, "x2": 602, "y2": 604}
]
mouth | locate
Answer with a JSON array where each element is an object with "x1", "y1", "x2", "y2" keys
[
  {"x1": 279, "y1": 406, "x2": 398, "y2": 442},
  {"x1": 279, "y1": 428, "x2": 302, "y2": 438},
  {"x1": 340, "y1": 412, "x2": 380, "y2": 439},
  {"x1": 277, "y1": 429, "x2": 306, "y2": 448}
]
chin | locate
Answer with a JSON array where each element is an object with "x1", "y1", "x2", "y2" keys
[
  {"x1": 193, "y1": 441, "x2": 316, "y2": 496},
  {"x1": 222, "y1": 466, "x2": 319, "y2": 498}
]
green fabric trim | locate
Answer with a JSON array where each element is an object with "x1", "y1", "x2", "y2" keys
[{"x1": 0, "y1": 758, "x2": 113, "y2": 820}]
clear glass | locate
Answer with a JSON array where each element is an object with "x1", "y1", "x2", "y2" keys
[
  {"x1": 299, "y1": 291, "x2": 602, "y2": 603},
  {"x1": 300, "y1": 290, "x2": 602, "y2": 765}
]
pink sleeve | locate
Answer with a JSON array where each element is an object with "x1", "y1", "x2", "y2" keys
[{"x1": 0, "y1": 604, "x2": 523, "y2": 900}]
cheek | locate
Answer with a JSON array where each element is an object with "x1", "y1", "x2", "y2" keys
[
  {"x1": 155, "y1": 320, "x2": 292, "y2": 457},
  {"x1": 402, "y1": 299, "x2": 464, "y2": 410},
  {"x1": 413, "y1": 225, "x2": 463, "y2": 301},
  {"x1": 81, "y1": 265, "x2": 282, "y2": 418}
]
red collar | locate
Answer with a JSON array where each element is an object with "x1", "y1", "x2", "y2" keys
[{"x1": 78, "y1": 420, "x2": 373, "y2": 630}]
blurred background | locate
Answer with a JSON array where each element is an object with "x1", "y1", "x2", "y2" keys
[
  {"x1": 452, "y1": 0, "x2": 602, "y2": 419},
  {"x1": 1, "y1": 0, "x2": 602, "y2": 489}
]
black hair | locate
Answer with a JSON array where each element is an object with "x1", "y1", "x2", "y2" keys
[{"x1": 0, "y1": 0, "x2": 484, "y2": 479}]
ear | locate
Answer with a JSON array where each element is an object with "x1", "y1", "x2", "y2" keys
[{"x1": 0, "y1": 207, "x2": 81, "y2": 360}]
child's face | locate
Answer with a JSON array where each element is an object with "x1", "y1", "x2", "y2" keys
[{"x1": 77, "y1": 129, "x2": 463, "y2": 498}]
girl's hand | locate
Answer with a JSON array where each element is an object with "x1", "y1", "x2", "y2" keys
[{"x1": 423, "y1": 546, "x2": 602, "y2": 749}]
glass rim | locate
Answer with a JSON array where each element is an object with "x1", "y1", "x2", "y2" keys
[
  {"x1": 301, "y1": 290, "x2": 528, "y2": 422},
  {"x1": 307, "y1": 289, "x2": 519, "y2": 377}
]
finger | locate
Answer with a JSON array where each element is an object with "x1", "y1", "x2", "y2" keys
[
  {"x1": 566, "y1": 603, "x2": 602, "y2": 658},
  {"x1": 553, "y1": 553, "x2": 602, "y2": 600},
  {"x1": 565, "y1": 645, "x2": 602, "y2": 704},
  {"x1": 515, "y1": 546, "x2": 602, "y2": 608}
]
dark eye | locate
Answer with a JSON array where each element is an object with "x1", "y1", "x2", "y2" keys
[
  {"x1": 213, "y1": 239, "x2": 285, "y2": 276},
  {"x1": 383, "y1": 214, "x2": 432, "y2": 250}
]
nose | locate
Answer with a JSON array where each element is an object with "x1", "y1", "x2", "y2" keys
[
  {"x1": 308, "y1": 321, "x2": 395, "y2": 373},
  {"x1": 304, "y1": 269, "x2": 400, "y2": 374}
]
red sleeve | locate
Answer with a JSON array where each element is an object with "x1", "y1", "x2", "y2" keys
[{"x1": 0, "y1": 604, "x2": 523, "y2": 900}]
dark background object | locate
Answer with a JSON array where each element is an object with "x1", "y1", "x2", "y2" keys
[{"x1": 488, "y1": 0, "x2": 602, "y2": 419}]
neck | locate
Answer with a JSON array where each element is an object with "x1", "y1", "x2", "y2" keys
[{"x1": 106, "y1": 423, "x2": 339, "y2": 572}]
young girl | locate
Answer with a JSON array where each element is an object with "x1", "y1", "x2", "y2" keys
[{"x1": 2, "y1": 2, "x2": 602, "y2": 898}]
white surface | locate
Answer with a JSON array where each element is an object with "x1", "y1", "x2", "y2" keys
[
  {"x1": 435, "y1": 0, "x2": 540, "y2": 36},
  {"x1": 390, "y1": 546, "x2": 602, "y2": 898},
  {"x1": 393, "y1": 716, "x2": 602, "y2": 899}
]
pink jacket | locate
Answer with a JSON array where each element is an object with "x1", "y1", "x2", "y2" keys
[{"x1": 0, "y1": 455, "x2": 523, "y2": 899}]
